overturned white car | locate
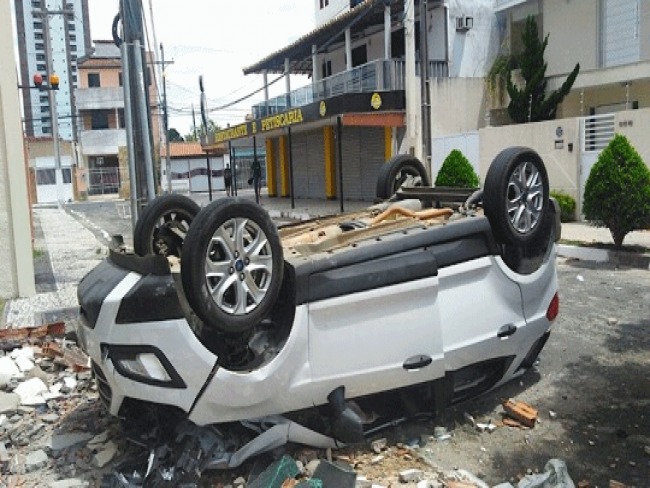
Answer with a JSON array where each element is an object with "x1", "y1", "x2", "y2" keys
[{"x1": 76, "y1": 147, "x2": 560, "y2": 464}]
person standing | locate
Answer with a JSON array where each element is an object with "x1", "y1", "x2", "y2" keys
[
  {"x1": 223, "y1": 165, "x2": 232, "y2": 197},
  {"x1": 251, "y1": 158, "x2": 262, "y2": 204}
]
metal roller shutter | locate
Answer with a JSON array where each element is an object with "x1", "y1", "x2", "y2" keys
[
  {"x1": 341, "y1": 127, "x2": 385, "y2": 201},
  {"x1": 292, "y1": 130, "x2": 326, "y2": 199},
  {"x1": 292, "y1": 139, "x2": 309, "y2": 198}
]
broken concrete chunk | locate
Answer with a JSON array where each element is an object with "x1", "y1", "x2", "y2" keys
[
  {"x1": 14, "y1": 377, "x2": 48, "y2": 405},
  {"x1": 399, "y1": 468, "x2": 425, "y2": 483},
  {"x1": 0, "y1": 392, "x2": 21, "y2": 414},
  {"x1": 48, "y1": 432, "x2": 94, "y2": 452},
  {"x1": 14, "y1": 355, "x2": 35, "y2": 372},
  {"x1": 0, "y1": 356, "x2": 20, "y2": 378},
  {"x1": 10, "y1": 346, "x2": 35, "y2": 361},
  {"x1": 312, "y1": 460, "x2": 357, "y2": 488},
  {"x1": 455, "y1": 469, "x2": 490, "y2": 488},
  {"x1": 356, "y1": 476, "x2": 373, "y2": 488},
  {"x1": 371, "y1": 437, "x2": 387, "y2": 453},
  {"x1": 48, "y1": 479, "x2": 90, "y2": 488},
  {"x1": 248, "y1": 454, "x2": 301, "y2": 488},
  {"x1": 93, "y1": 440, "x2": 118, "y2": 468},
  {"x1": 87, "y1": 430, "x2": 110, "y2": 447},
  {"x1": 25, "y1": 449, "x2": 49, "y2": 472}
]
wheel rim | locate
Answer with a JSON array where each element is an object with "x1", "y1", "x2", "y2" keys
[
  {"x1": 151, "y1": 211, "x2": 193, "y2": 256},
  {"x1": 393, "y1": 166, "x2": 423, "y2": 193},
  {"x1": 506, "y1": 161, "x2": 544, "y2": 234},
  {"x1": 203, "y1": 217, "x2": 274, "y2": 315}
]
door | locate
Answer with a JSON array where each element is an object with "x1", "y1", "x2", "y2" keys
[{"x1": 601, "y1": 0, "x2": 640, "y2": 67}]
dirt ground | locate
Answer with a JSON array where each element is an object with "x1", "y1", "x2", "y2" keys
[{"x1": 198, "y1": 257, "x2": 649, "y2": 487}]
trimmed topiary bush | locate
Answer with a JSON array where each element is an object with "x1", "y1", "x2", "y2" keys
[
  {"x1": 435, "y1": 149, "x2": 480, "y2": 188},
  {"x1": 583, "y1": 134, "x2": 650, "y2": 248},
  {"x1": 550, "y1": 190, "x2": 576, "y2": 222}
]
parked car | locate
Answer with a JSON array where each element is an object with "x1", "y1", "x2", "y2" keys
[{"x1": 76, "y1": 146, "x2": 560, "y2": 455}]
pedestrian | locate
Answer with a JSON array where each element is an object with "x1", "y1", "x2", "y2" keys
[
  {"x1": 223, "y1": 165, "x2": 232, "y2": 197},
  {"x1": 251, "y1": 158, "x2": 262, "y2": 204}
]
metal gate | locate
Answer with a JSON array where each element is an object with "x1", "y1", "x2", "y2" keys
[
  {"x1": 341, "y1": 127, "x2": 385, "y2": 201},
  {"x1": 578, "y1": 113, "x2": 615, "y2": 217},
  {"x1": 87, "y1": 167, "x2": 120, "y2": 195}
]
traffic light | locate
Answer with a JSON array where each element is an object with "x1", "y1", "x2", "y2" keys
[
  {"x1": 33, "y1": 73, "x2": 43, "y2": 88},
  {"x1": 32, "y1": 73, "x2": 59, "y2": 90},
  {"x1": 49, "y1": 73, "x2": 59, "y2": 90}
]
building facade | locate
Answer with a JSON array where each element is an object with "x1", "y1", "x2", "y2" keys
[
  {"x1": 14, "y1": 0, "x2": 91, "y2": 141},
  {"x1": 76, "y1": 40, "x2": 160, "y2": 196}
]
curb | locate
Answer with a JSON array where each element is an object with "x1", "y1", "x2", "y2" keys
[{"x1": 557, "y1": 244, "x2": 650, "y2": 270}]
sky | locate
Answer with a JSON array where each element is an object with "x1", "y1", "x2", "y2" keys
[{"x1": 89, "y1": 0, "x2": 315, "y2": 137}]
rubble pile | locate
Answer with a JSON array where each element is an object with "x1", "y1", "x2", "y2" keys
[{"x1": 0, "y1": 325, "x2": 124, "y2": 487}]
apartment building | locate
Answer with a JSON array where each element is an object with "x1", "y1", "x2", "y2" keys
[
  {"x1": 76, "y1": 40, "x2": 160, "y2": 196},
  {"x1": 14, "y1": 0, "x2": 91, "y2": 141}
]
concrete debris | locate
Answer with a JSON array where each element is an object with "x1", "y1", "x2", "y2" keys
[
  {"x1": 0, "y1": 391, "x2": 21, "y2": 414},
  {"x1": 25, "y1": 449, "x2": 49, "y2": 472},
  {"x1": 399, "y1": 468, "x2": 425, "y2": 483},
  {"x1": 14, "y1": 377, "x2": 48, "y2": 405},
  {"x1": 48, "y1": 479, "x2": 90, "y2": 488},
  {"x1": 370, "y1": 437, "x2": 387, "y2": 453},
  {"x1": 516, "y1": 459, "x2": 575, "y2": 488},
  {"x1": 48, "y1": 432, "x2": 95, "y2": 452},
  {"x1": 0, "y1": 355, "x2": 21, "y2": 377},
  {"x1": 93, "y1": 440, "x2": 119, "y2": 468}
]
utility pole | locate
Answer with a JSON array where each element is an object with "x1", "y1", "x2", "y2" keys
[
  {"x1": 33, "y1": 3, "x2": 73, "y2": 206},
  {"x1": 160, "y1": 43, "x2": 172, "y2": 193}
]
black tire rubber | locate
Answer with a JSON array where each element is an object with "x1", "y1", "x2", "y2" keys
[
  {"x1": 133, "y1": 194, "x2": 200, "y2": 257},
  {"x1": 376, "y1": 154, "x2": 430, "y2": 200},
  {"x1": 181, "y1": 198, "x2": 284, "y2": 334},
  {"x1": 483, "y1": 147, "x2": 550, "y2": 246}
]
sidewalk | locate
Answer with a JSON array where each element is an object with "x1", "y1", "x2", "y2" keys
[{"x1": 2, "y1": 194, "x2": 648, "y2": 329}]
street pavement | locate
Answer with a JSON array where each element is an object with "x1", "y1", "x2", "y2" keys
[{"x1": 2, "y1": 188, "x2": 649, "y2": 329}]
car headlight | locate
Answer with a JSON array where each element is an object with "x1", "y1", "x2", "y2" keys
[{"x1": 103, "y1": 345, "x2": 186, "y2": 388}]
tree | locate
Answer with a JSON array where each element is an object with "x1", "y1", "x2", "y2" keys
[
  {"x1": 507, "y1": 16, "x2": 580, "y2": 123},
  {"x1": 167, "y1": 128, "x2": 184, "y2": 142},
  {"x1": 583, "y1": 134, "x2": 650, "y2": 248},
  {"x1": 184, "y1": 119, "x2": 220, "y2": 142},
  {"x1": 435, "y1": 149, "x2": 480, "y2": 188}
]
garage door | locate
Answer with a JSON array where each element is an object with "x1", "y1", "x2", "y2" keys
[
  {"x1": 293, "y1": 130, "x2": 326, "y2": 199},
  {"x1": 341, "y1": 127, "x2": 385, "y2": 201}
]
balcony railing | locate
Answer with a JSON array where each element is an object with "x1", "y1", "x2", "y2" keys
[
  {"x1": 253, "y1": 58, "x2": 451, "y2": 118},
  {"x1": 76, "y1": 87, "x2": 124, "y2": 110},
  {"x1": 253, "y1": 59, "x2": 407, "y2": 118}
]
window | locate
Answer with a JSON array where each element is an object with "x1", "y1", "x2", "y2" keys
[
  {"x1": 68, "y1": 23, "x2": 76, "y2": 31},
  {"x1": 40, "y1": 95, "x2": 48, "y2": 103},
  {"x1": 36, "y1": 53, "x2": 45, "y2": 61},
  {"x1": 35, "y1": 43, "x2": 44, "y2": 50},
  {"x1": 41, "y1": 106, "x2": 49, "y2": 113},
  {"x1": 351, "y1": 44, "x2": 367, "y2": 67},
  {"x1": 70, "y1": 34, "x2": 76, "y2": 41},
  {"x1": 319, "y1": 0, "x2": 329, "y2": 8},
  {"x1": 321, "y1": 60, "x2": 332, "y2": 78},
  {"x1": 33, "y1": 21, "x2": 43, "y2": 30},
  {"x1": 72, "y1": 75, "x2": 77, "y2": 83},
  {"x1": 350, "y1": 0, "x2": 363, "y2": 7},
  {"x1": 88, "y1": 73, "x2": 100, "y2": 87},
  {"x1": 36, "y1": 169, "x2": 55, "y2": 185},
  {"x1": 70, "y1": 44, "x2": 77, "y2": 52},
  {"x1": 32, "y1": 0, "x2": 42, "y2": 7},
  {"x1": 35, "y1": 33, "x2": 43, "y2": 40},
  {"x1": 41, "y1": 116, "x2": 50, "y2": 123},
  {"x1": 71, "y1": 54, "x2": 77, "y2": 61},
  {"x1": 37, "y1": 63, "x2": 46, "y2": 71},
  {"x1": 42, "y1": 127, "x2": 51, "y2": 134},
  {"x1": 118, "y1": 72, "x2": 123, "y2": 86},
  {"x1": 62, "y1": 168, "x2": 72, "y2": 184},
  {"x1": 91, "y1": 110, "x2": 109, "y2": 129},
  {"x1": 118, "y1": 109, "x2": 125, "y2": 128}
]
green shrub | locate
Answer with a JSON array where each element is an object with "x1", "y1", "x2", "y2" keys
[
  {"x1": 435, "y1": 149, "x2": 480, "y2": 188},
  {"x1": 550, "y1": 190, "x2": 576, "y2": 222},
  {"x1": 583, "y1": 134, "x2": 650, "y2": 248}
]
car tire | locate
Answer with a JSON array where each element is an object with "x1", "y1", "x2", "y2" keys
[
  {"x1": 483, "y1": 147, "x2": 550, "y2": 246},
  {"x1": 181, "y1": 198, "x2": 284, "y2": 334},
  {"x1": 376, "y1": 154, "x2": 430, "y2": 200},
  {"x1": 133, "y1": 194, "x2": 200, "y2": 257}
]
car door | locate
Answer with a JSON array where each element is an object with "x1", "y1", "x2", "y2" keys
[{"x1": 306, "y1": 249, "x2": 444, "y2": 405}]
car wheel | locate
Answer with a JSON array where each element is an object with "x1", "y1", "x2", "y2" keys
[
  {"x1": 483, "y1": 147, "x2": 550, "y2": 246},
  {"x1": 376, "y1": 155, "x2": 430, "y2": 200},
  {"x1": 181, "y1": 198, "x2": 284, "y2": 334},
  {"x1": 133, "y1": 195, "x2": 200, "y2": 257}
]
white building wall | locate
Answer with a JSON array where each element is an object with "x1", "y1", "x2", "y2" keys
[
  {"x1": 447, "y1": 0, "x2": 500, "y2": 78},
  {"x1": 315, "y1": 0, "x2": 350, "y2": 27},
  {"x1": 0, "y1": 0, "x2": 35, "y2": 298}
]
